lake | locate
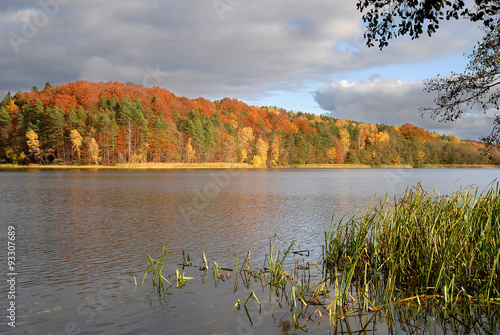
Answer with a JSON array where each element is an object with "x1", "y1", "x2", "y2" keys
[{"x1": 1, "y1": 168, "x2": 499, "y2": 334}]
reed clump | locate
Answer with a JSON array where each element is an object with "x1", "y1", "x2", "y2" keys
[
  {"x1": 141, "y1": 183, "x2": 500, "y2": 331},
  {"x1": 324, "y1": 182, "x2": 500, "y2": 307}
]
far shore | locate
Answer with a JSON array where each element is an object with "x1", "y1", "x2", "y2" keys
[{"x1": 1, "y1": 162, "x2": 499, "y2": 170}]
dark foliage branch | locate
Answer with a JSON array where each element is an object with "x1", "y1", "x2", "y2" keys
[
  {"x1": 357, "y1": 0, "x2": 500, "y2": 49},
  {"x1": 421, "y1": 21, "x2": 500, "y2": 142},
  {"x1": 357, "y1": 0, "x2": 500, "y2": 143}
]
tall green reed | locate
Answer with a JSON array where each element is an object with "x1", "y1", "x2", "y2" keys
[
  {"x1": 142, "y1": 246, "x2": 176, "y2": 295},
  {"x1": 324, "y1": 182, "x2": 500, "y2": 307}
]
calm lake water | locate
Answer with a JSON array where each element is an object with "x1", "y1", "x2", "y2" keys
[{"x1": 1, "y1": 168, "x2": 499, "y2": 334}]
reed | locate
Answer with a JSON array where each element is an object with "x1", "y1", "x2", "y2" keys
[
  {"x1": 142, "y1": 246, "x2": 176, "y2": 295},
  {"x1": 324, "y1": 182, "x2": 500, "y2": 308},
  {"x1": 263, "y1": 235, "x2": 295, "y2": 290},
  {"x1": 141, "y1": 183, "x2": 499, "y2": 330},
  {"x1": 175, "y1": 269, "x2": 193, "y2": 288}
]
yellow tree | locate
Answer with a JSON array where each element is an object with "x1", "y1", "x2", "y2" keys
[
  {"x1": 339, "y1": 128, "x2": 350, "y2": 161},
  {"x1": 251, "y1": 138, "x2": 269, "y2": 168},
  {"x1": 70, "y1": 129, "x2": 83, "y2": 163},
  {"x1": 415, "y1": 148, "x2": 426, "y2": 165},
  {"x1": 327, "y1": 148, "x2": 336, "y2": 163},
  {"x1": 88, "y1": 138, "x2": 100, "y2": 165},
  {"x1": 238, "y1": 127, "x2": 254, "y2": 163},
  {"x1": 369, "y1": 131, "x2": 390, "y2": 161},
  {"x1": 335, "y1": 119, "x2": 347, "y2": 129},
  {"x1": 186, "y1": 137, "x2": 196, "y2": 163},
  {"x1": 26, "y1": 130, "x2": 42, "y2": 164}
]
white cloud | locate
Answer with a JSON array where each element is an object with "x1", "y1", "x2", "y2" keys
[{"x1": 313, "y1": 78, "x2": 494, "y2": 140}]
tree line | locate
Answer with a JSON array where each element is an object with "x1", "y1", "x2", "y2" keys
[{"x1": 0, "y1": 81, "x2": 499, "y2": 166}]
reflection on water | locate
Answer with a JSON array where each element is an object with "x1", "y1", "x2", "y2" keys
[{"x1": 0, "y1": 168, "x2": 498, "y2": 334}]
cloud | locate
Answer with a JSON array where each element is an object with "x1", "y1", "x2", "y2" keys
[
  {"x1": 80, "y1": 56, "x2": 141, "y2": 83},
  {"x1": 0, "y1": 8, "x2": 41, "y2": 24},
  {"x1": 313, "y1": 78, "x2": 494, "y2": 140},
  {"x1": 64, "y1": 0, "x2": 371, "y2": 98},
  {"x1": 0, "y1": 0, "x2": 485, "y2": 108}
]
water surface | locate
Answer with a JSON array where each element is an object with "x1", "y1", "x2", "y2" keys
[{"x1": 0, "y1": 168, "x2": 498, "y2": 334}]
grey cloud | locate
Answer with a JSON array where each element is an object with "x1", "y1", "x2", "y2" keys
[
  {"x1": 0, "y1": 2, "x2": 371, "y2": 83},
  {"x1": 313, "y1": 78, "x2": 494, "y2": 141},
  {"x1": 0, "y1": 0, "x2": 483, "y2": 104}
]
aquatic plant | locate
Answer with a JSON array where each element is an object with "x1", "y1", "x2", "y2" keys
[
  {"x1": 142, "y1": 246, "x2": 176, "y2": 295},
  {"x1": 141, "y1": 183, "x2": 500, "y2": 332},
  {"x1": 324, "y1": 182, "x2": 500, "y2": 308}
]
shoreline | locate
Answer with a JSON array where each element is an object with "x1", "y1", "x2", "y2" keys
[{"x1": 0, "y1": 163, "x2": 499, "y2": 170}]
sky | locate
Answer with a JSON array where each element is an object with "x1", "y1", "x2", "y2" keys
[{"x1": 0, "y1": 0, "x2": 495, "y2": 140}]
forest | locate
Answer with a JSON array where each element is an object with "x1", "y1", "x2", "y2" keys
[{"x1": 0, "y1": 81, "x2": 499, "y2": 167}]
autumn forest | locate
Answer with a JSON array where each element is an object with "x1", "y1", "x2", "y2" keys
[{"x1": 1, "y1": 81, "x2": 499, "y2": 167}]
